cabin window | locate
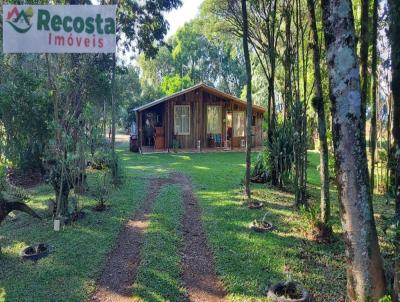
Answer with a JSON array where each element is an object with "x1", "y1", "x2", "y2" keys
[
  {"x1": 207, "y1": 106, "x2": 222, "y2": 134},
  {"x1": 233, "y1": 111, "x2": 245, "y2": 137},
  {"x1": 174, "y1": 105, "x2": 190, "y2": 135}
]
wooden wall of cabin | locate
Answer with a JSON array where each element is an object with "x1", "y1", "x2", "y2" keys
[
  {"x1": 162, "y1": 87, "x2": 264, "y2": 150},
  {"x1": 228, "y1": 102, "x2": 264, "y2": 148},
  {"x1": 166, "y1": 89, "x2": 201, "y2": 149}
]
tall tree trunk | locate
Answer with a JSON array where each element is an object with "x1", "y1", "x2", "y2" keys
[
  {"x1": 307, "y1": 0, "x2": 330, "y2": 224},
  {"x1": 45, "y1": 55, "x2": 69, "y2": 218},
  {"x1": 268, "y1": 76, "x2": 279, "y2": 187},
  {"x1": 370, "y1": 0, "x2": 379, "y2": 195},
  {"x1": 70, "y1": 52, "x2": 86, "y2": 194},
  {"x1": 267, "y1": 77, "x2": 275, "y2": 143},
  {"x1": 360, "y1": 0, "x2": 369, "y2": 140},
  {"x1": 111, "y1": 53, "x2": 116, "y2": 154},
  {"x1": 241, "y1": 0, "x2": 252, "y2": 199},
  {"x1": 284, "y1": 0, "x2": 293, "y2": 120},
  {"x1": 321, "y1": 0, "x2": 386, "y2": 299},
  {"x1": 389, "y1": 0, "x2": 400, "y2": 298},
  {"x1": 386, "y1": 93, "x2": 392, "y2": 194}
]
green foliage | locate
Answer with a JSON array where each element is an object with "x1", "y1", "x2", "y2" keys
[
  {"x1": 160, "y1": 74, "x2": 193, "y2": 95},
  {"x1": 136, "y1": 19, "x2": 246, "y2": 100},
  {"x1": 299, "y1": 204, "x2": 320, "y2": 228},
  {"x1": 0, "y1": 55, "x2": 51, "y2": 171},
  {"x1": 265, "y1": 122, "x2": 295, "y2": 186},
  {"x1": 118, "y1": 0, "x2": 182, "y2": 58},
  {"x1": 110, "y1": 152, "x2": 124, "y2": 186},
  {"x1": 251, "y1": 149, "x2": 270, "y2": 181},
  {"x1": 94, "y1": 171, "x2": 112, "y2": 210},
  {"x1": 91, "y1": 150, "x2": 112, "y2": 171},
  {"x1": 0, "y1": 163, "x2": 7, "y2": 192},
  {"x1": 0, "y1": 148, "x2": 147, "y2": 301},
  {"x1": 379, "y1": 295, "x2": 392, "y2": 302},
  {"x1": 90, "y1": 148, "x2": 123, "y2": 186},
  {"x1": 383, "y1": 218, "x2": 400, "y2": 247}
]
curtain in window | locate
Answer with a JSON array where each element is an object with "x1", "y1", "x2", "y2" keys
[
  {"x1": 207, "y1": 106, "x2": 222, "y2": 134},
  {"x1": 233, "y1": 111, "x2": 245, "y2": 137},
  {"x1": 174, "y1": 105, "x2": 190, "y2": 135}
]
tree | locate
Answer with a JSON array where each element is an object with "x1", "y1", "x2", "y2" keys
[
  {"x1": 0, "y1": 55, "x2": 51, "y2": 172},
  {"x1": 360, "y1": 0, "x2": 370, "y2": 139},
  {"x1": 292, "y1": 0, "x2": 309, "y2": 207},
  {"x1": 388, "y1": 0, "x2": 400, "y2": 298},
  {"x1": 321, "y1": 0, "x2": 386, "y2": 299},
  {"x1": 204, "y1": 0, "x2": 281, "y2": 140},
  {"x1": 307, "y1": 0, "x2": 331, "y2": 228},
  {"x1": 241, "y1": 0, "x2": 253, "y2": 199},
  {"x1": 160, "y1": 74, "x2": 193, "y2": 96},
  {"x1": 369, "y1": 0, "x2": 379, "y2": 194}
]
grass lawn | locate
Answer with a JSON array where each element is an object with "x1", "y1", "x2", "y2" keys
[
  {"x1": 0, "y1": 146, "x2": 395, "y2": 302},
  {"x1": 0, "y1": 148, "x2": 148, "y2": 302}
]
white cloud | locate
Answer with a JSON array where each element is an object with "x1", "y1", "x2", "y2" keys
[{"x1": 164, "y1": 0, "x2": 203, "y2": 38}]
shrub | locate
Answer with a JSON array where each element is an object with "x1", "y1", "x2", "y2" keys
[
  {"x1": 90, "y1": 150, "x2": 111, "y2": 170},
  {"x1": 251, "y1": 149, "x2": 270, "y2": 183},
  {"x1": 93, "y1": 171, "x2": 112, "y2": 211},
  {"x1": 110, "y1": 152, "x2": 124, "y2": 186},
  {"x1": 265, "y1": 122, "x2": 295, "y2": 186}
]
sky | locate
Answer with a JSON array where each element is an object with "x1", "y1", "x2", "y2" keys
[
  {"x1": 164, "y1": 0, "x2": 204, "y2": 38},
  {"x1": 119, "y1": 0, "x2": 203, "y2": 65}
]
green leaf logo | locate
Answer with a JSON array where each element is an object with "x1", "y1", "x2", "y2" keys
[{"x1": 6, "y1": 6, "x2": 34, "y2": 34}]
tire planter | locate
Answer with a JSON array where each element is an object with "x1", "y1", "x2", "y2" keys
[
  {"x1": 20, "y1": 243, "x2": 53, "y2": 261},
  {"x1": 267, "y1": 282, "x2": 310, "y2": 302},
  {"x1": 248, "y1": 202, "x2": 264, "y2": 209},
  {"x1": 250, "y1": 220, "x2": 274, "y2": 233}
]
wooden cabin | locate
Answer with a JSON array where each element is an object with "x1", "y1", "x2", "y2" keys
[{"x1": 133, "y1": 83, "x2": 265, "y2": 153}]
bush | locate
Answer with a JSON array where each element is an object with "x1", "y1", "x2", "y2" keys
[
  {"x1": 265, "y1": 122, "x2": 295, "y2": 186},
  {"x1": 251, "y1": 149, "x2": 270, "y2": 183},
  {"x1": 93, "y1": 171, "x2": 112, "y2": 211},
  {"x1": 90, "y1": 150, "x2": 111, "y2": 170},
  {"x1": 110, "y1": 152, "x2": 124, "y2": 186}
]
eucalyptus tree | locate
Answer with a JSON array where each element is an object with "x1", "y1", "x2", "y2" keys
[
  {"x1": 240, "y1": 0, "x2": 253, "y2": 199},
  {"x1": 360, "y1": 0, "x2": 369, "y2": 138},
  {"x1": 307, "y1": 0, "x2": 331, "y2": 229},
  {"x1": 369, "y1": 0, "x2": 379, "y2": 193},
  {"x1": 203, "y1": 0, "x2": 282, "y2": 139},
  {"x1": 292, "y1": 0, "x2": 310, "y2": 207},
  {"x1": 136, "y1": 18, "x2": 246, "y2": 98},
  {"x1": 388, "y1": 0, "x2": 400, "y2": 298},
  {"x1": 321, "y1": 0, "x2": 386, "y2": 299}
]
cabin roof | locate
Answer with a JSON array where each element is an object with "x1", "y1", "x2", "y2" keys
[{"x1": 134, "y1": 83, "x2": 266, "y2": 113}]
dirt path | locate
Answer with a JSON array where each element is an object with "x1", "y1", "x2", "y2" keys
[
  {"x1": 90, "y1": 177, "x2": 173, "y2": 302},
  {"x1": 90, "y1": 172, "x2": 226, "y2": 302},
  {"x1": 174, "y1": 173, "x2": 226, "y2": 302}
]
